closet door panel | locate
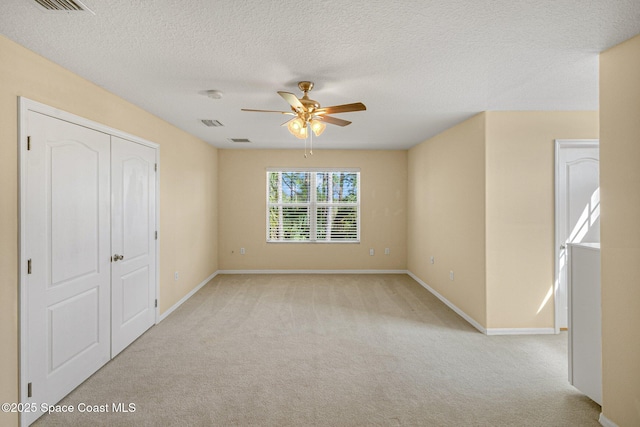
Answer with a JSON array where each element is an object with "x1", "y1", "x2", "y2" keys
[
  {"x1": 111, "y1": 136, "x2": 157, "y2": 357},
  {"x1": 24, "y1": 111, "x2": 111, "y2": 425}
]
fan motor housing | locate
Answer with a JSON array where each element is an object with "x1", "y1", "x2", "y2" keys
[{"x1": 301, "y1": 98, "x2": 320, "y2": 111}]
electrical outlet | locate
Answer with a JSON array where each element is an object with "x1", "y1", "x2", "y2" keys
[
  {"x1": 449, "y1": 271, "x2": 454, "y2": 281},
  {"x1": 384, "y1": 248, "x2": 390, "y2": 255},
  {"x1": 174, "y1": 271, "x2": 179, "y2": 281},
  {"x1": 240, "y1": 247, "x2": 245, "y2": 255},
  {"x1": 430, "y1": 256, "x2": 435, "y2": 264},
  {"x1": 369, "y1": 248, "x2": 374, "y2": 256}
]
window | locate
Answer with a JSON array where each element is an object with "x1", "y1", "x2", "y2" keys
[{"x1": 267, "y1": 169, "x2": 360, "y2": 242}]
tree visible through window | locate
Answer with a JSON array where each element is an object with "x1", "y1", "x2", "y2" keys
[{"x1": 267, "y1": 169, "x2": 360, "y2": 242}]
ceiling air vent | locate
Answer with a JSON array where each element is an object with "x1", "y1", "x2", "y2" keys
[
  {"x1": 31, "y1": 0, "x2": 94, "y2": 13},
  {"x1": 228, "y1": 138, "x2": 252, "y2": 144},
  {"x1": 201, "y1": 119, "x2": 223, "y2": 127}
]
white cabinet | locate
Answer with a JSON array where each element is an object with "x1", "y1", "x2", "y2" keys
[{"x1": 567, "y1": 243, "x2": 602, "y2": 405}]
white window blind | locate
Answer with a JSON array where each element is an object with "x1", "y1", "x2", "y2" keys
[{"x1": 267, "y1": 169, "x2": 360, "y2": 242}]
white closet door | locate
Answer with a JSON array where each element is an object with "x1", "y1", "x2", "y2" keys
[
  {"x1": 24, "y1": 111, "x2": 111, "y2": 425},
  {"x1": 110, "y1": 136, "x2": 157, "y2": 357}
]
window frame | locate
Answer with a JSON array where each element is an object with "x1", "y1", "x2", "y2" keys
[{"x1": 266, "y1": 167, "x2": 361, "y2": 243}]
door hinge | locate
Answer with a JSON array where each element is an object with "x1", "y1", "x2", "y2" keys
[
  {"x1": 154, "y1": 163, "x2": 157, "y2": 172},
  {"x1": 155, "y1": 231, "x2": 158, "y2": 240},
  {"x1": 27, "y1": 259, "x2": 32, "y2": 274},
  {"x1": 27, "y1": 136, "x2": 31, "y2": 151},
  {"x1": 27, "y1": 382, "x2": 32, "y2": 398},
  {"x1": 155, "y1": 299, "x2": 158, "y2": 308}
]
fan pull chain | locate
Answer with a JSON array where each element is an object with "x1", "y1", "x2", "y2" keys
[
  {"x1": 304, "y1": 129, "x2": 308, "y2": 158},
  {"x1": 302, "y1": 122, "x2": 314, "y2": 158}
]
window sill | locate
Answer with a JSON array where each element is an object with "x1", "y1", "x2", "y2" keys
[{"x1": 266, "y1": 240, "x2": 360, "y2": 244}]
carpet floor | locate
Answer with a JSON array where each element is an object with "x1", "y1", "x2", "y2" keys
[{"x1": 33, "y1": 274, "x2": 601, "y2": 426}]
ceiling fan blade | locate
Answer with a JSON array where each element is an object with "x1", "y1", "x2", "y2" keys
[
  {"x1": 278, "y1": 91, "x2": 305, "y2": 111},
  {"x1": 315, "y1": 102, "x2": 366, "y2": 115},
  {"x1": 281, "y1": 117, "x2": 297, "y2": 126},
  {"x1": 318, "y1": 115, "x2": 352, "y2": 127},
  {"x1": 241, "y1": 109, "x2": 294, "y2": 114}
]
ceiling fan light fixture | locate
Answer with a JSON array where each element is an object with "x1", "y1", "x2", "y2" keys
[
  {"x1": 287, "y1": 117, "x2": 308, "y2": 139},
  {"x1": 310, "y1": 120, "x2": 326, "y2": 137},
  {"x1": 242, "y1": 81, "x2": 365, "y2": 144}
]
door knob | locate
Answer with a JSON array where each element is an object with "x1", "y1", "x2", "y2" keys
[{"x1": 113, "y1": 254, "x2": 124, "y2": 261}]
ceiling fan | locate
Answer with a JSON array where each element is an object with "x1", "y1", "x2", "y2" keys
[{"x1": 241, "y1": 81, "x2": 366, "y2": 139}]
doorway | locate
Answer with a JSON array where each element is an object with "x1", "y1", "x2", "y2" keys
[
  {"x1": 555, "y1": 139, "x2": 600, "y2": 332},
  {"x1": 19, "y1": 99, "x2": 159, "y2": 425}
]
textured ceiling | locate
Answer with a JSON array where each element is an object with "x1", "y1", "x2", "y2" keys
[{"x1": 2, "y1": 0, "x2": 640, "y2": 150}]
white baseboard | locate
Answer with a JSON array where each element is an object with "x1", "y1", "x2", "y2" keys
[
  {"x1": 217, "y1": 269, "x2": 408, "y2": 275},
  {"x1": 599, "y1": 413, "x2": 619, "y2": 427},
  {"x1": 407, "y1": 271, "x2": 487, "y2": 334},
  {"x1": 486, "y1": 328, "x2": 555, "y2": 336},
  {"x1": 158, "y1": 271, "x2": 219, "y2": 322}
]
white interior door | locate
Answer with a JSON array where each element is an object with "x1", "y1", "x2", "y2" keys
[
  {"x1": 111, "y1": 136, "x2": 157, "y2": 357},
  {"x1": 555, "y1": 140, "x2": 600, "y2": 331},
  {"x1": 24, "y1": 111, "x2": 111, "y2": 425},
  {"x1": 22, "y1": 101, "x2": 159, "y2": 425}
]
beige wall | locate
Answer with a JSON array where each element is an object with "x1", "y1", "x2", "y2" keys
[
  {"x1": 407, "y1": 111, "x2": 598, "y2": 331},
  {"x1": 218, "y1": 149, "x2": 407, "y2": 270},
  {"x1": 0, "y1": 35, "x2": 218, "y2": 425},
  {"x1": 485, "y1": 111, "x2": 599, "y2": 329},
  {"x1": 600, "y1": 33, "x2": 640, "y2": 426},
  {"x1": 407, "y1": 113, "x2": 487, "y2": 327}
]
